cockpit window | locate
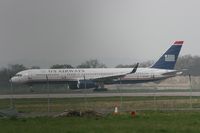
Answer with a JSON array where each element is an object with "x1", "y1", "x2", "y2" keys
[{"x1": 15, "y1": 74, "x2": 22, "y2": 77}]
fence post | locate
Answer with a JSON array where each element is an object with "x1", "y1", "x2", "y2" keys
[
  {"x1": 46, "y1": 74, "x2": 50, "y2": 115},
  {"x1": 189, "y1": 74, "x2": 192, "y2": 109}
]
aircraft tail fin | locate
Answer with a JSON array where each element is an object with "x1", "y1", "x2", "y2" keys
[{"x1": 151, "y1": 41, "x2": 183, "y2": 70}]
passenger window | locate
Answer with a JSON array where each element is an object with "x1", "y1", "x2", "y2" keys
[{"x1": 15, "y1": 74, "x2": 22, "y2": 77}]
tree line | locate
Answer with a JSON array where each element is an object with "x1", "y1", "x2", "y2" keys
[{"x1": 0, "y1": 55, "x2": 199, "y2": 87}]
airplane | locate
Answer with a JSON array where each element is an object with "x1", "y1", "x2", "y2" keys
[
  {"x1": 10, "y1": 62, "x2": 139, "y2": 89},
  {"x1": 10, "y1": 40, "x2": 183, "y2": 89},
  {"x1": 115, "y1": 41, "x2": 184, "y2": 84}
]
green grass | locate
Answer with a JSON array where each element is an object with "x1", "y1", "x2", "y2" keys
[
  {"x1": 1, "y1": 96, "x2": 200, "y2": 114},
  {"x1": 1, "y1": 111, "x2": 200, "y2": 133}
]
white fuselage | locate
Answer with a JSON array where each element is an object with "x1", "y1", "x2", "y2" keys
[
  {"x1": 121, "y1": 68, "x2": 179, "y2": 83},
  {"x1": 10, "y1": 67, "x2": 179, "y2": 84},
  {"x1": 11, "y1": 68, "x2": 133, "y2": 84}
]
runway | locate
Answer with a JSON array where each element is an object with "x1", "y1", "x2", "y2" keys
[{"x1": 0, "y1": 92, "x2": 200, "y2": 99}]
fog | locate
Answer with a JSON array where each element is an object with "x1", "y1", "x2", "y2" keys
[{"x1": 0, "y1": 0, "x2": 199, "y2": 68}]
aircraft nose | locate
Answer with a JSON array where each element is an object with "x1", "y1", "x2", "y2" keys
[{"x1": 10, "y1": 77, "x2": 18, "y2": 83}]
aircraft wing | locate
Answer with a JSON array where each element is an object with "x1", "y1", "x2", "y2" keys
[{"x1": 92, "y1": 63, "x2": 139, "y2": 82}]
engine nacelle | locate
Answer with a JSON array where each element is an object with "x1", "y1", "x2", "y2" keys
[{"x1": 69, "y1": 80, "x2": 97, "y2": 89}]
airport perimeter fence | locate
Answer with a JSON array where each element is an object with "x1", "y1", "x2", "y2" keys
[{"x1": 1, "y1": 76, "x2": 200, "y2": 117}]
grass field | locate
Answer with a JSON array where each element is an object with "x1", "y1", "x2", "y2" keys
[
  {"x1": 1, "y1": 96, "x2": 200, "y2": 116},
  {"x1": 1, "y1": 96, "x2": 200, "y2": 133},
  {"x1": 1, "y1": 111, "x2": 200, "y2": 133}
]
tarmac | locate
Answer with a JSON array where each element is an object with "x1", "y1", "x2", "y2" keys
[{"x1": 0, "y1": 92, "x2": 200, "y2": 99}]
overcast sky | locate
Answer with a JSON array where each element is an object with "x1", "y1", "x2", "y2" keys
[{"x1": 0, "y1": 0, "x2": 199, "y2": 68}]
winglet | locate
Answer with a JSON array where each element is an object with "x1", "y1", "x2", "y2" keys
[{"x1": 130, "y1": 63, "x2": 139, "y2": 73}]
